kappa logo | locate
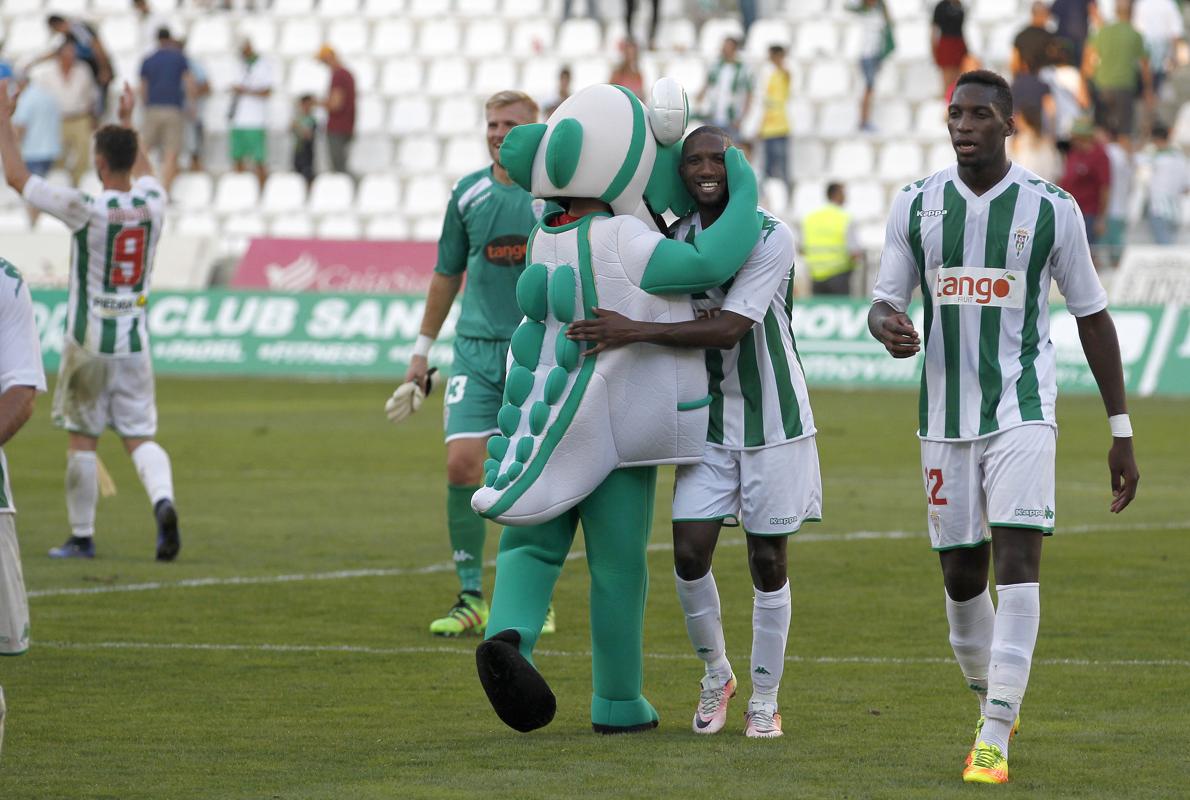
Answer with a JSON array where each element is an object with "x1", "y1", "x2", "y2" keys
[
  {"x1": 916, "y1": 209, "x2": 948, "y2": 217},
  {"x1": 754, "y1": 666, "x2": 772, "y2": 675},
  {"x1": 451, "y1": 549, "x2": 474, "y2": 563},
  {"x1": 1014, "y1": 227, "x2": 1031, "y2": 258},
  {"x1": 933, "y1": 267, "x2": 1025, "y2": 308}
]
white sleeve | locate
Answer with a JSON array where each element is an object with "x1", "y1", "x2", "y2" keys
[
  {"x1": 22, "y1": 175, "x2": 91, "y2": 232},
  {"x1": 0, "y1": 276, "x2": 47, "y2": 395},
  {"x1": 1051, "y1": 199, "x2": 1108, "y2": 318},
  {"x1": 721, "y1": 222, "x2": 794, "y2": 324},
  {"x1": 135, "y1": 175, "x2": 169, "y2": 207},
  {"x1": 871, "y1": 190, "x2": 919, "y2": 312}
]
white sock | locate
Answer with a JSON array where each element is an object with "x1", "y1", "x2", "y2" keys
[
  {"x1": 65, "y1": 450, "x2": 98, "y2": 538},
  {"x1": 945, "y1": 586, "x2": 995, "y2": 718},
  {"x1": 131, "y1": 441, "x2": 174, "y2": 506},
  {"x1": 750, "y1": 581, "x2": 791, "y2": 707},
  {"x1": 984, "y1": 582, "x2": 1040, "y2": 755},
  {"x1": 674, "y1": 569, "x2": 732, "y2": 682}
]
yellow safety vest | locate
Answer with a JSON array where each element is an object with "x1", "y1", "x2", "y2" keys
[{"x1": 802, "y1": 204, "x2": 853, "y2": 282}]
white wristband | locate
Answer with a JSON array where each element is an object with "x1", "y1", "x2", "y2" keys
[
  {"x1": 412, "y1": 334, "x2": 435, "y2": 358},
  {"x1": 1108, "y1": 414, "x2": 1132, "y2": 438}
]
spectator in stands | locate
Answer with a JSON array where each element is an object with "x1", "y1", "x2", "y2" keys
[
  {"x1": 45, "y1": 14, "x2": 111, "y2": 116},
  {"x1": 760, "y1": 45, "x2": 792, "y2": 196},
  {"x1": 698, "y1": 37, "x2": 751, "y2": 145},
  {"x1": 1050, "y1": 0, "x2": 1100, "y2": 68},
  {"x1": 1011, "y1": 2, "x2": 1056, "y2": 78},
  {"x1": 229, "y1": 40, "x2": 273, "y2": 187},
  {"x1": 625, "y1": 0, "x2": 661, "y2": 51},
  {"x1": 1011, "y1": 103, "x2": 1060, "y2": 182},
  {"x1": 10, "y1": 72, "x2": 61, "y2": 224},
  {"x1": 180, "y1": 40, "x2": 210, "y2": 172},
  {"x1": 1011, "y1": 67, "x2": 1056, "y2": 140},
  {"x1": 851, "y1": 0, "x2": 893, "y2": 133},
  {"x1": 561, "y1": 0, "x2": 598, "y2": 23},
  {"x1": 609, "y1": 39, "x2": 645, "y2": 100},
  {"x1": 931, "y1": 1, "x2": 968, "y2": 98},
  {"x1": 1042, "y1": 39, "x2": 1092, "y2": 153},
  {"x1": 1133, "y1": 0, "x2": 1185, "y2": 94},
  {"x1": 1103, "y1": 129, "x2": 1135, "y2": 263},
  {"x1": 139, "y1": 28, "x2": 190, "y2": 191},
  {"x1": 32, "y1": 39, "x2": 94, "y2": 185},
  {"x1": 802, "y1": 183, "x2": 862, "y2": 296},
  {"x1": 132, "y1": 0, "x2": 167, "y2": 57},
  {"x1": 1059, "y1": 117, "x2": 1112, "y2": 247},
  {"x1": 316, "y1": 46, "x2": 355, "y2": 176},
  {"x1": 1143, "y1": 123, "x2": 1188, "y2": 244},
  {"x1": 1082, "y1": 0, "x2": 1154, "y2": 149},
  {"x1": 544, "y1": 66, "x2": 571, "y2": 119},
  {"x1": 292, "y1": 94, "x2": 317, "y2": 187}
]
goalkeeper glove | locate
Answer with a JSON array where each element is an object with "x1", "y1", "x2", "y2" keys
[{"x1": 385, "y1": 367, "x2": 436, "y2": 424}]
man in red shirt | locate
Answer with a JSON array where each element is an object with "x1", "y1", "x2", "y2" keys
[
  {"x1": 317, "y1": 45, "x2": 355, "y2": 175},
  {"x1": 1058, "y1": 116, "x2": 1110, "y2": 246}
]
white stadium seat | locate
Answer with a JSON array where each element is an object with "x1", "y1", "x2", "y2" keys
[
  {"x1": 418, "y1": 19, "x2": 462, "y2": 58},
  {"x1": 472, "y1": 56, "x2": 520, "y2": 97},
  {"x1": 261, "y1": 172, "x2": 309, "y2": 216},
  {"x1": 356, "y1": 174, "x2": 401, "y2": 216},
  {"x1": 347, "y1": 137, "x2": 395, "y2": 175},
  {"x1": 844, "y1": 181, "x2": 887, "y2": 223},
  {"x1": 270, "y1": 213, "x2": 315, "y2": 238},
  {"x1": 363, "y1": 0, "x2": 405, "y2": 17},
  {"x1": 502, "y1": 0, "x2": 545, "y2": 17},
  {"x1": 972, "y1": 0, "x2": 1017, "y2": 24},
  {"x1": 698, "y1": 17, "x2": 745, "y2": 60},
  {"x1": 805, "y1": 62, "x2": 851, "y2": 101},
  {"x1": 458, "y1": 0, "x2": 500, "y2": 14},
  {"x1": 509, "y1": 18, "x2": 556, "y2": 56},
  {"x1": 4, "y1": 0, "x2": 43, "y2": 14},
  {"x1": 434, "y1": 96, "x2": 482, "y2": 137},
  {"x1": 176, "y1": 213, "x2": 219, "y2": 237},
  {"x1": 318, "y1": 0, "x2": 362, "y2": 17},
  {"x1": 327, "y1": 19, "x2": 369, "y2": 56},
  {"x1": 816, "y1": 100, "x2": 859, "y2": 137},
  {"x1": 380, "y1": 58, "x2": 425, "y2": 97},
  {"x1": 171, "y1": 173, "x2": 214, "y2": 212},
  {"x1": 654, "y1": 19, "x2": 697, "y2": 53},
  {"x1": 787, "y1": 98, "x2": 815, "y2": 136},
  {"x1": 202, "y1": 93, "x2": 233, "y2": 135},
  {"x1": 355, "y1": 96, "x2": 386, "y2": 135},
  {"x1": 318, "y1": 215, "x2": 363, "y2": 239},
  {"x1": 396, "y1": 136, "x2": 442, "y2": 175},
  {"x1": 792, "y1": 181, "x2": 826, "y2": 221},
  {"x1": 793, "y1": 19, "x2": 838, "y2": 60},
  {"x1": 365, "y1": 216, "x2": 411, "y2": 240},
  {"x1": 237, "y1": 17, "x2": 278, "y2": 53},
  {"x1": 413, "y1": 215, "x2": 443, "y2": 241},
  {"x1": 388, "y1": 96, "x2": 434, "y2": 135},
  {"x1": 571, "y1": 56, "x2": 612, "y2": 92},
  {"x1": 898, "y1": 61, "x2": 939, "y2": 103},
  {"x1": 876, "y1": 141, "x2": 925, "y2": 181},
  {"x1": 894, "y1": 20, "x2": 931, "y2": 61},
  {"x1": 914, "y1": 99, "x2": 948, "y2": 135},
  {"x1": 762, "y1": 178, "x2": 790, "y2": 216},
  {"x1": 213, "y1": 173, "x2": 261, "y2": 215},
  {"x1": 828, "y1": 140, "x2": 875, "y2": 181},
  {"x1": 402, "y1": 175, "x2": 449, "y2": 217},
  {"x1": 349, "y1": 58, "x2": 377, "y2": 95},
  {"x1": 223, "y1": 213, "x2": 267, "y2": 238},
  {"x1": 462, "y1": 19, "x2": 509, "y2": 58},
  {"x1": 308, "y1": 173, "x2": 356, "y2": 215},
  {"x1": 279, "y1": 19, "x2": 323, "y2": 58},
  {"x1": 791, "y1": 138, "x2": 827, "y2": 182},
  {"x1": 99, "y1": 16, "x2": 139, "y2": 56},
  {"x1": 926, "y1": 141, "x2": 955, "y2": 173},
  {"x1": 371, "y1": 19, "x2": 416, "y2": 57},
  {"x1": 188, "y1": 17, "x2": 231, "y2": 56},
  {"x1": 426, "y1": 59, "x2": 471, "y2": 97},
  {"x1": 556, "y1": 18, "x2": 603, "y2": 57},
  {"x1": 519, "y1": 56, "x2": 562, "y2": 102},
  {"x1": 407, "y1": 0, "x2": 445, "y2": 17},
  {"x1": 661, "y1": 55, "x2": 707, "y2": 98},
  {"x1": 443, "y1": 135, "x2": 487, "y2": 176},
  {"x1": 872, "y1": 100, "x2": 912, "y2": 136},
  {"x1": 744, "y1": 19, "x2": 791, "y2": 60},
  {"x1": 272, "y1": 0, "x2": 315, "y2": 16},
  {"x1": 3, "y1": 17, "x2": 50, "y2": 57},
  {"x1": 287, "y1": 58, "x2": 328, "y2": 97}
]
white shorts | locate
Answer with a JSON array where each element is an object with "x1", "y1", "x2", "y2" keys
[
  {"x1": 920, "y1": 423, "x2": 1057, "y2": 551},
  {"x1": 52, "y1": 340, "x2": 158, "y2": 438},
  {"x1": 672, "y1": 437, "x2": 823, "y2": 536},
  {"x1": 0, "y1": 515, "x2": 29, "y2": 656}
]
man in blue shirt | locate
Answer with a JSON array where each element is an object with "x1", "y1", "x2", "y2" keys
[
  {"x1": 10, "y1": 73, "x2": 61, "y2": 224},
  {"x1": 139, "y1": 28, "x2": 190, "y2": 190}
]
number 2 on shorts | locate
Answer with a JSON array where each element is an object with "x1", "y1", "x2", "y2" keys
[{"x1": 925, "y1": 468, "x2": 948, "y2": 505}]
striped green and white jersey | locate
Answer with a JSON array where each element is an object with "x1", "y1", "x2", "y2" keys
[
  {"x1": 673, "y1": 208, "x2": 816, "y2": 450},
  {"x1": 873, "y1": 163, "x2": 1108, "y2": 442},
  {"x1": 0, "y1": 258, "x2": 47, "y2": 513},
  {"x1": 23, "y1": 174, "x2": 167, "y2": 358}
]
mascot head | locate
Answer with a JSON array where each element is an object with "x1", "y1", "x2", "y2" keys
[{"x1": 499, "y1": 78, "x2": 695, "y2": 230}]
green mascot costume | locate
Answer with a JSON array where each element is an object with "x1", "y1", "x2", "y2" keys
[{"x1": 472, "y1": 79, "x2": 762, "y2": 733}]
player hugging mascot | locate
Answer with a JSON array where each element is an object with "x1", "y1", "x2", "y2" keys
[{"x1": 470, "y1": 79, "x2": 761, "y2": 733}]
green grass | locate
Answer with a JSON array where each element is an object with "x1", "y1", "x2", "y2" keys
[{"x1": 0, "y1": 379, "x2": 1186, "y2": 799}]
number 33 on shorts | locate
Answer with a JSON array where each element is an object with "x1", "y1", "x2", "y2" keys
[{"x1": 445, "y1": 375, "x2": 467, "y2": 405}]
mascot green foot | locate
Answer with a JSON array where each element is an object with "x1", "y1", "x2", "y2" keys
[
  {"x1": 476, "y1": 630, "x2": 557, "y2": 733},
  {"x1": 591, "y1": 695, "x2": 659, "y2": 735}
]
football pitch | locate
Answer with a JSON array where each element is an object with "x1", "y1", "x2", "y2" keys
[{"x1": 0, "y1": 377, "x2": 1185, "y2": 799}]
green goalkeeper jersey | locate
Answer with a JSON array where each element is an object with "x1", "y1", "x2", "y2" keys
[{"x1": 435, "y1": 166, "x2": 553, "y2": 341}]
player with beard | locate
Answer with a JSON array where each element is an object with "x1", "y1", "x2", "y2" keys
[
  {"x1": 868, "y1": 70, "x2": 1139, "y2": 784},
  {"x1": 567, "y1": 126, "x2": 821, "y2": 739},
  {"x1": 390, "y1": 91, "x2": 559, "y2": 637}
]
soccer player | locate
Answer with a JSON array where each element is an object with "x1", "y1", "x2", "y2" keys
[
  {"x1": 868, "y1": 70, "x2": 1139, "y2": 784},
  {"x1": 394, "y1": 90, "x2": 557, "y2": 636},
  {"x1": 567, "y1": 126, "x2": 821, "y2": 739},
  {"x1": 0, "y1": 255, "x2": 46, "y2": 756},
  {"x1": 0, "y1": 81, "x2": 182, "y2": 562}
]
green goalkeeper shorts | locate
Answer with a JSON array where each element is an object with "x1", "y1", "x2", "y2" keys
[{"x1": 443, "y1": 336, "x2": 510, "y2": 442}]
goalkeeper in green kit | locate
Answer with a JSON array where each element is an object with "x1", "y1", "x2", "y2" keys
[{"x1": 386, "y1": 90, "x2": 558, "y2": 636}]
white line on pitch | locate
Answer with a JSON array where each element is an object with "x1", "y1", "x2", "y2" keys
[
  {"x1": 28, "y1": 519, "x2": 1188, "y2": 600},
  {"x1": 34, "y1": 640, "x2": 1190, "y2": 669}
]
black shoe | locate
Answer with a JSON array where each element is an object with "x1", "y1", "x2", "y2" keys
[
  {"x1": 475, "y1": 630, "x2": 556, "y2": 733},
  {"x1": 49, "y1": 536, "x2": 95, "y2": 559},
  {"x1": 154, "y1": 499, "x2": 181, "y2": 562}
]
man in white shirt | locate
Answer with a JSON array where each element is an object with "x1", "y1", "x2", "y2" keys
[
  {"x1": 0, "y1": 80, "x2": 182, "y2": 562},
  {"x1": 229, "y1": 40, "x2": 273, "y2": 186},
  {"x1": 31, "y1": 39, "x2": 95, "y2": 185}
]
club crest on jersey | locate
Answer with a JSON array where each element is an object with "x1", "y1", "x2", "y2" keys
[
  {"x1": 531, "y1": 198, "x2": 547, "y2": 220},
  {"x1": 931, "y1": 267, "x2": 1025, "y2": 308},
  {"x1": 1014, "y1": 227, "x2": 1031, "y2": 258}
]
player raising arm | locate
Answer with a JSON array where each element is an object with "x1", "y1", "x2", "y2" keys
[
  {"x1": 867, "y1": 70, "x2": 1138, "y2": 785},
  {"x1": 0, "y1": 80, "x2": 182, "y2": 562}
]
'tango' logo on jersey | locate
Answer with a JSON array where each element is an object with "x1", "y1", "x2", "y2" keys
[
  {"x1": 485, "y1": 235, "x2": 528, "y2": 267},
  {"x1": 932, "y1": 268, "x2": 1025, "y2": 308}
]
